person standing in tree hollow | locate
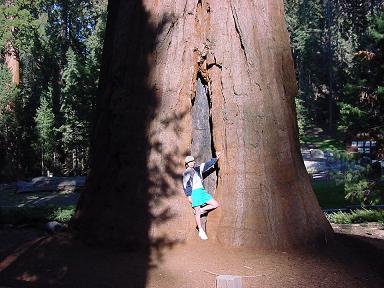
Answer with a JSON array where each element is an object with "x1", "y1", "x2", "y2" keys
[{"x1": 182, "y1": 153, "x2": 220, "y2": 240}]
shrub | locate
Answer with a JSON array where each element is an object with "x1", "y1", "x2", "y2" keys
[
  {"x1": 50, "y1": 206, "x2": 75, "y2": 222},
  {"x1": 326, "y1": 150, "x2": 382, "y2": 205},
  {"x1": 326, "y1": 209, "x2": 384, "y2": 224},
  {"x1": 344, "y1": 171, "x2": 370, "y2": 203}
]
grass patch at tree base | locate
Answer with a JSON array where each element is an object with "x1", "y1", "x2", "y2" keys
[
  {"x1": 327, "y1": 209, "x2": 384, "y2": 224},
  {"x1": 0, "y1": 205, "x2": 75, "y2": 225},
  {"x1": 312, "y1": 180, "x2": 350, "y2": 209}
]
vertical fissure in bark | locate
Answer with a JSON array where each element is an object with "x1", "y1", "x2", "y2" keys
[
  {"x1": 191, "y1": 73, "x2": 217, "y2": 194},
  {"x1": 206, "y1": 76, "x2": 219, "y2": 186},
  {"x1": 230, "y1": 4, "x2": 248, "y2": 65}
]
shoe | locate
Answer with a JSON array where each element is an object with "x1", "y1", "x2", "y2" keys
[{"x1": 198, "y1": 229, "x2": 208, "y2": 240}]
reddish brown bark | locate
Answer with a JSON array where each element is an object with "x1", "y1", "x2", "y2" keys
[
  {"x1": 4, "y1": 42, "x2": 19, "y2": 85},
  {"x1": 4, "y1": 0, "x2": 19, "y2": 86},
  {"x1": 72, "y1": 0, "x2": 333, "y2": 251},
  {"x1": 146, "y1": 0, "x2": 333, "y2": 249}
]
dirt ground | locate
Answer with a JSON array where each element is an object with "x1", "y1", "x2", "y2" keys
[{"x1": 0, "y1": 224, "x2": 383, "y2": 288}]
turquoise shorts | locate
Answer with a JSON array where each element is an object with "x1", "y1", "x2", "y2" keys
[{"x1": 191, "y1": 188, "x2": 213, "y2": 207}]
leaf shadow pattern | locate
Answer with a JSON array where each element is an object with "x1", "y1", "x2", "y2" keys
[
  {"x1": 147, "y1": 108, "x2": 190, "y2": 263},
  {"x1": 0, "y1": 1, "x2": 188, "y2": 287}
]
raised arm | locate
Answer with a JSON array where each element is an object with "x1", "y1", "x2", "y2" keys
[{"x1": 200, "y1": 158, "x2": 218, "y2": 174}]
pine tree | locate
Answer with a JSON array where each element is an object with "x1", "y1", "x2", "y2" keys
[
  {"x1": 339, "y1": 10, "x2": 384, "y2": 144},
  {"x1": 60, "y1": 48, "x2": 87, "y2": 175},
  {"x1": 34, "y1": 88, "x2": 55, "y2": 175},
  {"x1": 0, "y1": 63, "x2": 18, "y2": 180}
]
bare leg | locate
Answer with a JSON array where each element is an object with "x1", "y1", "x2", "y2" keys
[
  {"x1": 194, "y1": 206, "x2": 208, "y2": 240},
  {"x1": 200, "y1": 199, "x2": 220, "y2": 213},
  {"x1": 194, "y1": 206, "x2": 202, "y2": 229}
]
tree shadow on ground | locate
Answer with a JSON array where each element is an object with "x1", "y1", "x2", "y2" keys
[
  {"x1": 294, "y1": 231, "x2": 384, "y2": 285},
  {"x1": 0, "y1": 231, "x2": 152, "y2": 287},
  {"x1": 1, "y1": 227, "x2": 384, "y2": 288},
  {"x1": 0, "y1": 1, "x2": 186, "y2": 287},
  {"x1": 333, "y1": 232, "x2": 384, "y2": 273}
]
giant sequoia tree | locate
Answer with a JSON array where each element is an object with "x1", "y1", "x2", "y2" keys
[{"x1": 72, "y1": 0, "x2": 333, "y2": 250}]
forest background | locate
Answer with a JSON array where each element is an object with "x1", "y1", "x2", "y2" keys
[{"x1": 0, "y1": 0, "x2": 383, "y2": 182}]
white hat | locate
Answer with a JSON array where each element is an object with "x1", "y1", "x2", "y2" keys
[{"x1": 184, "y1": 155, "x2": 195, "y2": 164}]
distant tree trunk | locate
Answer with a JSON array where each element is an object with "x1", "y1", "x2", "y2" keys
[
  {"x1": 4, "y1": 0, "x2": 20, "y2": 85},
  {"x1": 72, "y1": 0, "x2": 332, "y2": 251},
  {"x1": 4, "y1": 42, "x2": 19, "y2": 85},
  {"x1": 41, "y1": 143, "x2": 44, "y2": 176},
  {"x1": 325, "y1": 0, "x2": 335, "y2": 134}
]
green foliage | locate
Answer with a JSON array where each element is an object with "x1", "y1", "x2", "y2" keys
[
  {"x1": 331, "y1": 159, "x2": 383, "y2": 205},
  {"x1": 0, "y1": 0, "x2": 107, "y2": 179},
  {"x1": 326, "y1": 209, "x2": 384, "y2": 224},
  {"x1": 59, "y1": 48, "x2": 92, "y2": 173},
  {"x1": 336, "y1": 10, "x2": 384, "y2": 139},
  {"x1": 0, "y1": 205, "x2": 75, "y2": 225},
  {"x1": 295, "y1": 97, "x2": 309, "y2": 141},
  {"x1": 370, "y1": 28, "x2": 384, "y2": 42},
  {"x1": 376, "y1": 86, "x2": 384, "y2": 96},
  {"x1": 50, "y1": 205, "x2": 75, "y2": 222},
  {"x1": 34, "y1": 88, "x2": 55, "y2": 172},
  {"x1": 369, "y1": 12, "x2": 384, "y2": 43},
  {"x1": 0, "y1": 63, "x2": 20, "y2": 180},
  {"x1": 286, "y1": 0, "x2": 384, "y2": 138},
  {"x1": 35, "y1": 89, "x2": 55, "y2": 148},
  {"x1": 343, "y1": 170, "x2": 370, "y2": 203},
  {"x1": 343, "y1": 82, "x2": 365, "y2": 96},
  {"x1": 301, "y1": 135, "x2": 344, "y2": 150},
  {"x1": 329, "y1": 149, "x2": 356, "y2": 162},
  {"x1": 0, "y1": 63, "x2": 17, "y2": 118},
  {"x1": 0, "y1": 0, "x2": 40, "y2": 52},
  {"x1": 312, "y1": 180, "x2": 348, "y2": 209},
  {"x1": 2, "y1": 0, "x2": 382, "y2": 180},
  {"x1": 337, "y1": 102, "x2": 365, "y2": 134},
  {"x1": 312, "y1": 148, "x2": 383, "y2": 208}
]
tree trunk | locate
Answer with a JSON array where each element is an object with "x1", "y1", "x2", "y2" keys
[
  {"x1": 71, "y1": 0, "x2": 333, "y2": 251},
  {"x1": 325, "y1": 0, "x2": 335, "y2": 134},
  {"x1": 4, "y1": 42, "x2": 19, "y2": 85},
  {"x1": 4, "y1": 0, "x2": 19, "y2": 85}
]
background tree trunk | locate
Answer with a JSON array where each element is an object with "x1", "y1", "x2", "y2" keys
[
  {"x1": 4, "y1": 0, "x2": 19, "y2": 85},
  {"x1": 72, "y1": 0, "x2": 333, "y2": 250},
  {"x1": 4, "y1": 42, "x2": 19, "y2": 85}
]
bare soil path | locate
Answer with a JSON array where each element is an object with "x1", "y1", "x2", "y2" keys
[{"x1": 1, "y1": 223, "x2": 384, "y2": 288}]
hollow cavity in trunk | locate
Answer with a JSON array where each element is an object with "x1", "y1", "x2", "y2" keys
[{"x1": 191, "y1": 74, "x2": 217, "y2": 196}]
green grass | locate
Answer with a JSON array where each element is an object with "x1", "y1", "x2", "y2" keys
[
  {"x1": 326, "y1": 209, "x2": 384, "y2": 224},
  {"x1": 0, "y1": 205, "x2": 75, "y2": 225},
  {"x1": 301, "y1": 135, "x2": 344, "y2": 151},
  {"x1": 0, "y1": 188, "x2": 78, "y2": 225},
  {"x1": 0, "y1": 190, "x2": 49, "y2": 207},
  {"x1": 312, "y1": 180, "x2": 350, "y2": 209},
  {"x1": 312, "y1": 181, "x2": 384, "y2": 224}
]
